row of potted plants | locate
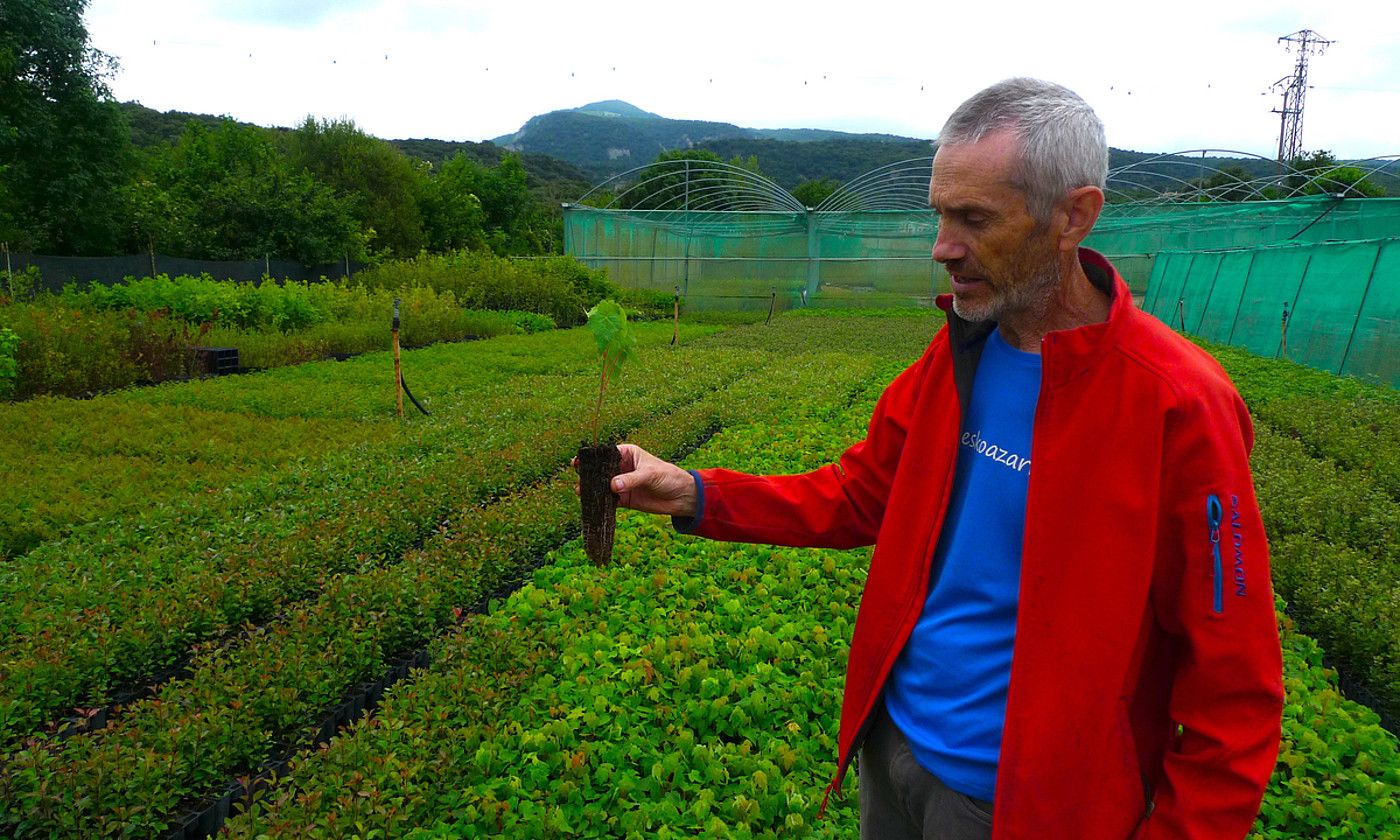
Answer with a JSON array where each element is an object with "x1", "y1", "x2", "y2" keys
[
  {"x1": 0, "y1": 316, "x2": 916, "y2": 837},
  {"x1": 0, "y1": 323, "x2": 722, "y2": 559},
  {"x1": 1205, "y1": 340, "x2": 1400, "y2": 725},
  {"x1": 0, "y1": 324, "x2": 753, "y2": 748},
  {"x1": 1250, "y1": 423, "x2": 1400, "y2": 725},
  {"x1": 1207, "y1": 340, "x2": 1399, "y2": 500},
  {"x1": 217, "y1": 363, "x2": 1397, "y2": 838},
  {"x1": 215, "y1": 350, "x2": 900, "y2": 838}
]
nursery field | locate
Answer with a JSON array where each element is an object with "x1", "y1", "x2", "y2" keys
[{"x1": 0, "y1": 311, "x2": 1396, "y2": 838}]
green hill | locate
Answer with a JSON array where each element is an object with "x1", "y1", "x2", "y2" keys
[
  {"x1": 492, "y1": 100, "x2": 924, "y2": 182},
  {"x1": 120, "y1": 101, "x2": 266, "y2": 147},
  {"x1": 118, "y1": 101, "x2": 1397, "y2": 202}
]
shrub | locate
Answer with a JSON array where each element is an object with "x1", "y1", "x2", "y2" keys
[
  {"x1": 1, "y1": 277, "x2": 563, "y2": 397},
  {"x1": 1, "y1": 305, "x2": 204, "y2": 398},
  {"x1": 0, "y1": 327, "x2": 17, "y2": 400},
  {"x1": 1, "y1": 265, "x2": 41, "y2": 302},
  {"x1": 62, "y1": 274, "x2": 329, "y2": 332},
  {"x1": 352, "y1": 251, "x2": 621, "y2": 327}
]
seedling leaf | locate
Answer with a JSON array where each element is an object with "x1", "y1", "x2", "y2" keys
[{"x1": 586, "y1": 300, "x2": 637, "y2": 383}]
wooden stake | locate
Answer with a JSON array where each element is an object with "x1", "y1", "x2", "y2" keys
[
  {"x1": 671, "y1": 286, "x2": 679, "y2": 347},
  {"x1": 766, "y1": 289, "x2": 776, "y2": 325},
  {"x1": 393, "y1": 298, "x2": 404, "y2": 418}
]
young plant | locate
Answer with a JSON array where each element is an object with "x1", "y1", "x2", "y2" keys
[{"x1": 577, "y1": 300, "x2": 636, "y2": 565}]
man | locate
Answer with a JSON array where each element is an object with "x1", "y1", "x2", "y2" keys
[{"x1": 600, "y1": 79, "x2": 1284, "y2": 839}]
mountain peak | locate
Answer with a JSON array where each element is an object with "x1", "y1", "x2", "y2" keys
[{"x1": 571, "y1": 100, "x2": 663, "y2": 120}]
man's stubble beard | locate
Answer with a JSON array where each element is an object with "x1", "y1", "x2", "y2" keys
[{"x1": 950, "y1": 239, "x2": 1062, "y2": 325}]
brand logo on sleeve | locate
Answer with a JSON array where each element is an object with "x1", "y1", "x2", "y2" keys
[
  {"x1": 1229, "y1": 495, "x2": 1246, "y2": 597},
  {"x1": 1209, "y1": 493, "x2": 1246, "y2": 615}
]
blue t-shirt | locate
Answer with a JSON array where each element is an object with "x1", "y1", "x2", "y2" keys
[{"x1": 883, "y1": 326, "x2": 1042, "y2": 802}]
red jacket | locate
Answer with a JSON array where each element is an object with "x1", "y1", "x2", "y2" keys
[{"x1": 687, "y1": 250, "x2": 1283, "y2": 838}]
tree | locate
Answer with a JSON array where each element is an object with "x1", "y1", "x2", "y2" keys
[
  {"x1": 0, "y1": 169, "x2": 18, "y2": 245},
  {"x1": 117, "y1": 165, "x2": 193, "y2": 261},
  {"x1": 0, "y1": 0, "x2": 133, "y2": 253},
  {"x1": 287, "y1": 117, "x2": 427, "y2": 258},
  {"x1": 416, "y1": 151, "x2": 555, "y2": 255},
  {"x1": 1306, "y1": 166, "x2": 1386, "y2": 198},
  {"x1": 1192, "y1": 165, "x2": 1259, "y2": 202},
  {"x1": 1286, "y1": 150, "x2": 1387, "y2": 198},
  {"x1": 1315, "y1": 166, "x2": 1388, "y2": 198},
  {"x1": 477, "y1": 153, "x2": 555, "y2": 254},
  {"x1": 791, "y1": 177, "x2": 841, "y2": 208},
  {"x1": 143, "y1": 121, "x2": 364, "y2": 264},
  {"x1": 418, "y1": 153, "x2": 489, "y2": 252}
]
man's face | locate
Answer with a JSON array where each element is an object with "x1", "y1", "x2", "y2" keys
[{"x1": 929, "y1": 130, "x2": 1062, "y2": 325}]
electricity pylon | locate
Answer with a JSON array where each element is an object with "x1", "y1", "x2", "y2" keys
[{"x1": 1272, "y1": 29, "x2": 1333, "y2": 165}]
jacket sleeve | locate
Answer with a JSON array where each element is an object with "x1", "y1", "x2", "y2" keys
[
  {"x1": 679, "y1": 345, "x2": 934, "y2": 550},
  {"x1": 1138, "y1": 381, "x2": 1284, "y2": 839}
]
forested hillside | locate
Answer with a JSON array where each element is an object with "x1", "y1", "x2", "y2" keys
[{"x1": 494, "y1": 101, "x2": 924, "y2": 181}]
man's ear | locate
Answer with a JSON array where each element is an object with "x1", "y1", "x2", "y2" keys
[{"x1": 1056, "y1": 186, "x2": 1105, "y2": 253}]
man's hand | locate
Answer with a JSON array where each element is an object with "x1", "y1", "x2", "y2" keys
[{"x1": 576, "y1": 444, "x2": 698, "y2": 519}]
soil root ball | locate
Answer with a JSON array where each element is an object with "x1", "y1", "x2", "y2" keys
[{"x1": 577, "y1": 442, "x2": 621, "y2": 565}]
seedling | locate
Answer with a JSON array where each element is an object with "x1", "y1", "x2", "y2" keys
[{"x1": 577, "y1": 300, "x2": 636, "y2": 565}]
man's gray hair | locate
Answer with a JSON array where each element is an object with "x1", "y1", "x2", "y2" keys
[{"x1": 937, "y1": 78, "x2": 1108, "y2": 223}]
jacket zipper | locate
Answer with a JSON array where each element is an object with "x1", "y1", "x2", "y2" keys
[{"x1": 1207, "y1": 495, "x2": 1224, "y2": 614}]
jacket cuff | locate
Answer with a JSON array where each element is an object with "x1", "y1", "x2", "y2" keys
[{"x1": 671, "y1": 469, "x2": 705, "y2": 534}]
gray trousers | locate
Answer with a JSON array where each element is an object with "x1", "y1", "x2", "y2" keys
[{"x1": 859, "y1": 703, "x2": 995, "y2": 840}]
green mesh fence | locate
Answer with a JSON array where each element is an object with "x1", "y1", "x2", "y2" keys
[
  {"x1": 1089, "y1": 196, "x2": 1400, "y2": 300},
  {"x1": 569, "y1": 198, "x2": 1400, "y2": 308},
  {"x1": 1144, "y1": 237, "x2": 1399, "y2": 387},
  {"x1": 1094, "y1": 196, "x2": 1400, "y2": 250},
  {"x1": 563, "y1": 208, "x2": 946, "y2": 313},
  {"x1": 567, "y1": 198, "x2": 1399, "y2": 386}
]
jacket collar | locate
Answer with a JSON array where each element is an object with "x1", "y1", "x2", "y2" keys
[{"x1": 935, "y1": 248, "x2": 1133, "y2": 404}]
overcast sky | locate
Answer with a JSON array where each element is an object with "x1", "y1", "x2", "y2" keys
[{"x1": 84, "y1": 0, "x2": 1400, "y2": 164}]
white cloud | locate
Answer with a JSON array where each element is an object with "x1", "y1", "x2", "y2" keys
[{"x1": 203, "y1": 0, "x2": 383, "y2": 28}]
